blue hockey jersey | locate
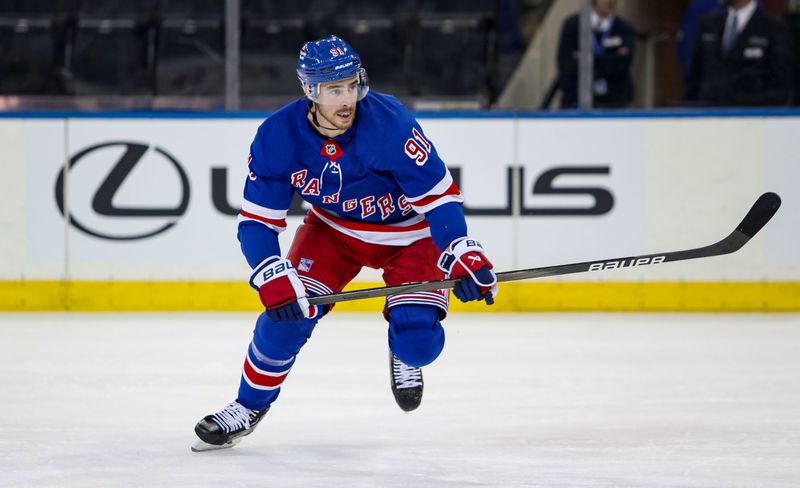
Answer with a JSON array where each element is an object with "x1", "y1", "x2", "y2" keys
[{"x1": 238, "y1": 91, "x2": 464, "y2": 252}]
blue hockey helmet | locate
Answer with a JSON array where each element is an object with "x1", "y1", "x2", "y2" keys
[{"x1": 296, "y1": 35, "x2": 369, "y2": 103}]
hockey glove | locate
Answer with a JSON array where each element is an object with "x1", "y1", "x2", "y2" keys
[
  {"x1": 250, "y1": 256, "x2": 310, "y2": 322},
  {"x1": 437, "y1": 237, "x2": 499, "y2": 305}
]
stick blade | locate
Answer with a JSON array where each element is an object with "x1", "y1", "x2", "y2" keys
[{"x1": 737, "y1": 192, "x2": 781, "y2": 238}]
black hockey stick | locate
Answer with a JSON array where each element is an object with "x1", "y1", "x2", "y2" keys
[{"x1": 307, "y1": 192, "x2": 781, "y2": 306}]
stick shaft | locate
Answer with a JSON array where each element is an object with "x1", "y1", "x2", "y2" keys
[{"x1": 307, "y1": 192, "x2": 780, "y2": 307}]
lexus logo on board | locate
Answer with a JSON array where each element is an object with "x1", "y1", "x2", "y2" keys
[{"x1": 55, "y1": 141, "x2": 190, "y2": 241}]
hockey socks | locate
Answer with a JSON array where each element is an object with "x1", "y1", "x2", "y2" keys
[{"x1": 237, "y1": 341, "x2": 295, "y2": 411}]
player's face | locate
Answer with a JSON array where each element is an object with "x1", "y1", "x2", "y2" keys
[{"x1": 314, "y1": 75, "x2": 359, "y2": 130}]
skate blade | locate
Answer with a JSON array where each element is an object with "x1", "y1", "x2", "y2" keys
[{"x1": 191, "y1": 437, "x2": 242, "y2": 452}]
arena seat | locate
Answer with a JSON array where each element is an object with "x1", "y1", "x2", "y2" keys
[{"x1": 155, "y1": 1, "x2": 224, "y2": 96}]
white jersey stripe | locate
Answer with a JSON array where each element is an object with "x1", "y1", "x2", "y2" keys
[
  {"x1": 299, "y1": 276, "x2": 334, "y2": 296},
  {"x1": 409, "y1": 194, "x2": 465, "y2": 215},
  {"x1": 237, "y1": 214, "x2": 286, "y2": 234},
  {"x1": 241, "y1": 199, "x2": 288, "y2": 220},
  {"x1": 311, "y1": 208, "x2": 432, "y2": 246},
  {"x1": 405, "y1": 172, "x2": 454, "y2": 203}
]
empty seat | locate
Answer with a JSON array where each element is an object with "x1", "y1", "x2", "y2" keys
[
  {"x1": 242, "y1": 0, "x2": 335, "y2": 21},
  {"x1": 156, "y1": 17, "x2": 224, "y2": 96},
  {"x1": 241, "y1": 18, "x2": 305, "y2": 97},
  {"x1": 0, "y1": 0, "x2": 77, "y2": 16},
  {"x1": 76, "y1": 0, "x2": 158, "y2": 20},
  {"x1": 413, "y1": 17, "x2": 488, "y2": 96},
  {"x1": 0, "y1": 16, "x2": 62, "y2": 94},
  {"x1": 418, "y1": 0, "x2": 496, "y2": 16},
  {"x1": 337, "y1": 0, "x2": 416, "y2": 18},
  {"x1": 0, "y1": 0, "x2": 73, "y2": 95},
  {"x1": 159, "y1": 0, "x2": 223, "y2": 19},
  {"x1": 62, "y1": 1, "x2": 159, "y2": 95},
  {"x1": 243, "y1": 0, "x2": 417, "y2": 23},
  {"x1": 66, "y1": 17, "x2": 153, "y2": 95}
]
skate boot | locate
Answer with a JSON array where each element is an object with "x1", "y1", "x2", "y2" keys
[
  {"x1": 191, "y1": 401, "x2": 268, "y2": 452},
  {"x1": 389, "y1": 351, "x2": 423, "y2": 412}
]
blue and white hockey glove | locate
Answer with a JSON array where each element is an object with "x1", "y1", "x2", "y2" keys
[
  {"x1": 250, "y1": 256, "x2": 310, "y2": 322},
  {"x1": 438, "y1": 237, "x2": 499, "y2": 305}
]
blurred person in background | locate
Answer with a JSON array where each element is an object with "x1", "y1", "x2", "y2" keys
[
  {"x1": 677, "y1": 0, "x2": 726, "y2": 78},
  {"x1": 684, "y1": 0, "x2": 793, "y2": 106},
  {"x1": 190, "y1": 35, "x2": 498, "y2": 452},
  {"x1": 556, "y1": 0, "x2": 636, "y2": 109}
]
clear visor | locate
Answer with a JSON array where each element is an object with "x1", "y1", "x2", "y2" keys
[{"x1": 305, "y1": 68, "x2": 369, "y2": 105}]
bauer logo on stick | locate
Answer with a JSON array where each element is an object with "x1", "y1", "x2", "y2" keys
[{"x1": 588, "y1": 255, "x2": 666, "y2": 272}]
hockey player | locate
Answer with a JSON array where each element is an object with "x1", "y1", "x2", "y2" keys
[{"x1": 192, "y1": 35, "x2": 498, "y2": 452}]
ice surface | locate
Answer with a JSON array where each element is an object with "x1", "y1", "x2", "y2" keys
[{"x1": 1, "y1": 312, "x2": 799, "y2": 488}]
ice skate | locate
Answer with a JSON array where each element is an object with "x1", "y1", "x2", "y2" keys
[
  {"x1": 191, "y1": 401, "x2": 268, "y2": 452},
  {"x1": 389, "y1": 351, "x2": 423, "y2": 412}
]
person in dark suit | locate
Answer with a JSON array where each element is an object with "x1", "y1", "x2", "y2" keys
[
  {"x1": 556, "y1": 0, "x2": 636, "y2": 109},
  {"x1": 685, "y1": 0, "x2": 793, "y2": 106},
  {"x1": 677, "y1": 0, "x2": 726, "y2": 78}
]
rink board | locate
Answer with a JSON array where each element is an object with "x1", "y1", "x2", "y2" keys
[
  {"x1": 1, "y1": 281, "x2": 797, "y2": 312},
  {"x1": 0, "y1": 111, "x2": 798, "y2": 311}
]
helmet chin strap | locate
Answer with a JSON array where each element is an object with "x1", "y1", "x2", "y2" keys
[{"x1": 309, "y1": 102, "x2": 339, "y2": 132}]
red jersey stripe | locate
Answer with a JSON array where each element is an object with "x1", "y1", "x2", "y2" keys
[
  {"x1": 240, "y1": 210, "x2": 287, "y2": 228},
  {"x1": 410, "y1": 181, "x2": 462, "y2": 208}
]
